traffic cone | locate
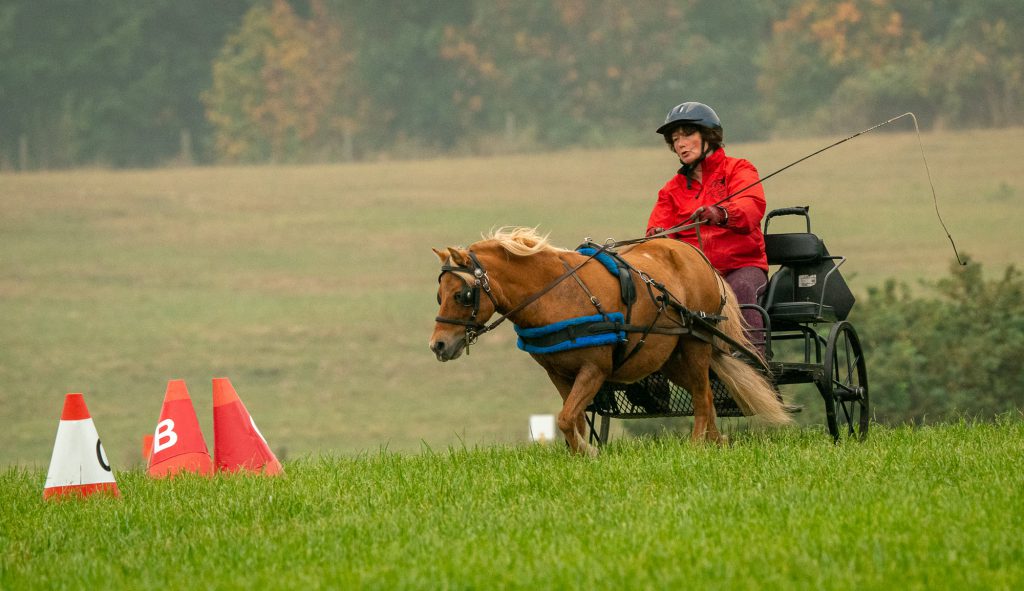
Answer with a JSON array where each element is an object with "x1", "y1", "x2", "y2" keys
[
  {"x1": 43, "y1": 393, "x2": 120, "y2": 500},
  {"x1": 212, "y1": 378, "x2": 282, "y2": 475},
  {"x1": 147, "y1": 379, "x2": 213, "y2": 477}
]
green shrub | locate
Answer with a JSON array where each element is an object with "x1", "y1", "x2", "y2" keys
[{"x1": 854, "y1": 258, "x2": 1024, "y2": 423}]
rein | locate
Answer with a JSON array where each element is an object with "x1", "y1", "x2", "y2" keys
[{"x1": 437, "y1": 240, "x2": 739, "y2": 367}]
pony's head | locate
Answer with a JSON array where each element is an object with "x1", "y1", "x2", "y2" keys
[
  {"x1": 429, "y1": 246, "x2": 499, "y2": 361},
  {"x1": 429, "y1": 228, "x2": 560, "y2": 361}
]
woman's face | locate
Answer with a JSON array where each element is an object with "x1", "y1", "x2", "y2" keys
[{"x1": 671, "y1": 127, "x2": 704, "y2": 165}]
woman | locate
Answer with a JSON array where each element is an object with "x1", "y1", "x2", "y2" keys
[{"x1": 646, "y1": 101, "x2": 768, "y2": 348}]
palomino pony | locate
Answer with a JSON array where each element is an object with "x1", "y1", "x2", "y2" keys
[{"x1": 429, "y1": 227, "x2": 791, "y2": 455}]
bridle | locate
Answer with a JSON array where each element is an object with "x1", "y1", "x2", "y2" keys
[{"x1": 435, "y1": 251, "x2": 499, "y2": 347}]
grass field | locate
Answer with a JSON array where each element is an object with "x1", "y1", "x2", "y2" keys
[
  {"x1": 2, "y1": 420, "x2": 1022, "y2": 589},
  {"x1": 1, "y1": 127, "x2": 1023, "y2": 466}
]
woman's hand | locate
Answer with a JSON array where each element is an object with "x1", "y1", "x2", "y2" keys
[{"x1": 693, "y1": 206, "x2": 727, "y2": 226}]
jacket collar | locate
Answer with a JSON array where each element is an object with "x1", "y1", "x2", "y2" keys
[
  {"x1": 677, "y1": 147, "x2": 726, "y2": 187},
  {"x1": 701, "y1": 147, "x2": 726, "y2": 175}
]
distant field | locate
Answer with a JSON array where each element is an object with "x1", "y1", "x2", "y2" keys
[
  {"x1": 2, "y1": 421, "x2": 1022, "y2": 589},
  {"x1": 1, "y1": 128, "x2": 1022, "y2": 466}
]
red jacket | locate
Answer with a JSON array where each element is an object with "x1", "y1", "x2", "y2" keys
[{"x1": 646, "y1": 148, "x2": 768, "y2": 274}]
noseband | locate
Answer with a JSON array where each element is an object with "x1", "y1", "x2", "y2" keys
[{"x1": 435, "y1": 251, "x2": 499, "y2": 347}]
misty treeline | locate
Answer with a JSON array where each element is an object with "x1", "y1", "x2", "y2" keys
[{"x1": 2, "y1": 0, "x2": 1020, "y2": 169}]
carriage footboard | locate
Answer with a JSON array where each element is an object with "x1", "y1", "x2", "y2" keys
[{"x1": 588, "y1": 372, "x2": 745, "y2": 418}]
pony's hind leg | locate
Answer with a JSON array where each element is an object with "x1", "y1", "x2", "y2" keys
[{"x1": 661, "y1": 339, "x2": 724, "y2": 445}]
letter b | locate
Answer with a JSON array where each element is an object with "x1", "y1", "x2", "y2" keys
[{"x1": 153, "y1": 418, "x2": 178, "y2": 454}]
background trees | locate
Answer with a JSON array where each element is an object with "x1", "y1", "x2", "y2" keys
[
  {"x1": 0, "y1": 0, "x2": 249, "y2": 168},
  {"x1": 0, "y1": 0, "x2": 1021, "y2": 169},
  {"x1": 204, "y1": 0, "x2": 354, "y2": 163}
]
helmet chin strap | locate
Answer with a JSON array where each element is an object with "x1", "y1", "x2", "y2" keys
[{"x1": 677, "y1": 140, "x2": 713, "y2": 177}]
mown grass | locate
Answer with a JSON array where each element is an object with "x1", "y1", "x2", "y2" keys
[
  {"x1": 1, "y1": 128, "x2": 1022, "y2": 466},
  {"x1": 2, "y1": 420, "x2": 1022, "y2": 589}
]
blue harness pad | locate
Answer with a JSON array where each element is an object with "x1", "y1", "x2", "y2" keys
[
  {"x1": 577, "y1": 247, "x2": 619, "y2": 276},
  {"x1": 577, "y1": 245, "x2": 637, "y2": 307},
  {"x1": 515, "y1": 312, "x2": 626, "y2": 355}
]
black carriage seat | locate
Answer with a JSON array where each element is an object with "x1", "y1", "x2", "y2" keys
[{"x1": 760, "y1": 206, "x2": 855, "y2": 323}]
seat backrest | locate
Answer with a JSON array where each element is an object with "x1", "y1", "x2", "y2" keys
[
  {"x1": 759, "y1": 207, "x2": 855, "y2": 321},
  {"x1": 765, "y1": 232, "x2": 824, "y2": 266}
]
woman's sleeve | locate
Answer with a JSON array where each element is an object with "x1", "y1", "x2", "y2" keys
[
  {"x1": 646, "y1": 187, "x2": 678, "y2": 235},
  {"x1": 721, "y1": 159, "x2": 766, "y2": 235}
]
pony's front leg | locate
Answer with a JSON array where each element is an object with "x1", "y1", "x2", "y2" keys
[{"x1": 546, "y1": 364, "x2": 605, "y2": 456}]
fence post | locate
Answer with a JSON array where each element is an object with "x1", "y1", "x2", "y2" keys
[
  {"x1": 19, "y1": 134, "x2": 29, "y2": 171},
  {"x1": 179, "y1": 129, "x2": 194, "y2": 165},
  {"x1": 342, "y1": 128, "x2": 354, "y2": 162}
]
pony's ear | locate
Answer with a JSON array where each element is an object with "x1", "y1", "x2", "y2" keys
[
  {"x1": 447, "y1": 247, "x2": 469, "y2": 266},
  {"x1": 432, "y1": 248, "x2": 447, "y2": 262}
]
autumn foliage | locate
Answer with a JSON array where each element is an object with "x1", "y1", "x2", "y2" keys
[
  {"x1": 1, "y1": 0, "x2": 1021, "y2": 167},
  {"x1": 201, "y1": 0, "x2": 1022, "y2": 164},
  {"x1": 204, "y1": 0, "x2": 357, "y2": 163}
]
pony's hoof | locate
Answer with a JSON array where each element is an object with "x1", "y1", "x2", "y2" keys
[{"x1": 574, "y1": 441, "x2": 600, "y2": 458}]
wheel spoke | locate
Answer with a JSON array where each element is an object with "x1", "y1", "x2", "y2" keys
[
  {"x1": 840, "y1": 400, "x2": 853, "y2": 432},
  {"x1": 844, "y1": 334, "x2": 855, "y2": 379}
]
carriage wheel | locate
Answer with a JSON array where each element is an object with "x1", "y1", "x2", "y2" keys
[{"x1": 822, "y1": 321, "x2": 869, "y2": 442}]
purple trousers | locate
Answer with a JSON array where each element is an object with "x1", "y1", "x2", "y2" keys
[{"x1": 724, "y1": 266, "x2": 768, "y2": 349}]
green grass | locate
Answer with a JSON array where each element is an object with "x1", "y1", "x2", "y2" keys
[
  {"x1": 2, "y1": 421, "x2": 1023, "y2": 589},
  {"x1": 1, "y1": 128, "x2": 1023, "y2": 466}
]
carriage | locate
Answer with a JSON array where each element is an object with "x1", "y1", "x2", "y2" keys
[
  {"x1": 432, "y1": 206, "x2": 870, "y2": 454},
  {"x1": 586, "y1": 206, "x2": 869, "y2": 444}
]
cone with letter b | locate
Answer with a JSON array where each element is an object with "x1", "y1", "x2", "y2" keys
[
  {"x1": 212, "y1": 378, "x2": 282, "y2": 475},
  {"x1": 43, "y1": 393, "x2": 120, "y2": 500},
  {"x1": 148, "y1": 379, "x2": 213, "y2": 477}
]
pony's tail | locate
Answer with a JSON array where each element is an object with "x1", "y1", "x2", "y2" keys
[{"x1": 709, "y1": 285, "x2": 792, "y2": 426}]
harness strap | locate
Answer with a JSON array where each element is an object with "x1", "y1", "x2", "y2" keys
[
  {"x1": 563, "y1": 260, "x2": 604, "y2": 314},
  {"x1": 515, "y1": 315, "x2": 626, "y2": 355},
  {"x1": 471, "y1": 243, "x2": 615, "y2": 338},
  {"x1": 576, "y1": 246, "x2": 637, "y2": 310},
  {"x1": 561, "y1": 256, "x2": 649, "y2": 370},
  {"x1": 565, "y1": 242, "x2": 729, "y2": 372},
  {"x1": 515, "y1": 317, "x2": 697, "y2": 355}
]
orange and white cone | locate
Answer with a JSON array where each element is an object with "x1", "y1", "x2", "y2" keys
[
  {"x1": 212, "y1": 378, "x2": 282, "y2": 475},
  {"x1": 148, "y1": 379, "x2": 213, "y2": 477},
  {"x1": 43, "y1": 393, "x2": 120, "y2": 500}
]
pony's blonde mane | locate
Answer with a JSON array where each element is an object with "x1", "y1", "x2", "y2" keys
[{"x1": 482, "y1": 226, "x2": 566, "y2": 256}]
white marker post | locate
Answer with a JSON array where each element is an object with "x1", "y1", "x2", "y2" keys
[{"x1": 529, "y1": 414, "x2": 557, "y2": 444}]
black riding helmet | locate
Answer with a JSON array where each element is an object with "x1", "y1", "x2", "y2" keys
[
  {"x1": 656, "y1": 101, "x2": 722, "y2": 136},
  {"x1": 658, "y1": 102, "x2": 723, "y2": 178}
]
